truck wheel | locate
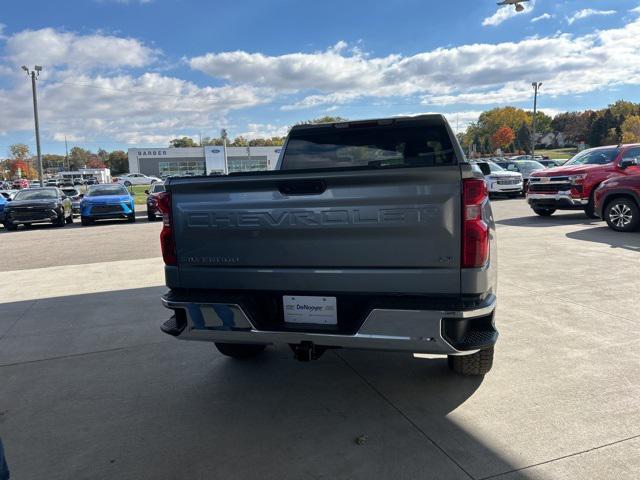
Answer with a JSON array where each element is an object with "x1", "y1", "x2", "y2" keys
[
  {"x1": 215, "y1": 342, "x2": 266, "y2": 359},
  {"x1": 4, "y1": 223, "x2": 17, "y2": 231},
  {"x1": 533, "y1": 208, "x2": 555, "y2": 216},
  {"x1": 448, "y1": 347, "x2": 494, "y2": 376},
  {"x1": 604, "y1": 198, "x2": 640, "y2": 232}
]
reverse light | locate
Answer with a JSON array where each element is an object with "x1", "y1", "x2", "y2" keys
[
  {"x1": 156, "y1": 191, "x2": 177, "y2": 266},
  {"x1": 462, "y1": 178, "x2": 489, "y2": 269}
]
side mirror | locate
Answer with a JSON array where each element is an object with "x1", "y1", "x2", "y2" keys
[
  {"x1": 61, "y1": 194, "x2": 67, "y2": 199},
  {"x1": 6, "y1": 198, "x2": 11, "y2": 202},
  {"x1": 619, "y1": 157, "x2": 638, "y2": 169},
  {"x1": 79, "y1": 194, "x2": 84, "y2": 199},
  {"x1": 130, "y1": 192, "x2": 136, "y2": 196},
  {"x1": 144, "y1": 190, "x2": 149, "y2": 195}
]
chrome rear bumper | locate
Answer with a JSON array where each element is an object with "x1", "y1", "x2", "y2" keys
[{"x1": 161, "y1": 294, "x2": 497, "y2": 356}]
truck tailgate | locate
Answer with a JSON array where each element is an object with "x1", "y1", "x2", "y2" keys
[{"x1": 167, "y1": 166, "x2": 461, "y2": 294}]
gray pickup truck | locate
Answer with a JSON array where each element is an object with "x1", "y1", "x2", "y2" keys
[{"x1": 158, "y1": 115, "x2": 498, "y2": 375}]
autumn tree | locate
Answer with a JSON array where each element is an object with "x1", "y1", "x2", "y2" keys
[
  {"x1": 621, "y1": 115, "x2": 640, "y2": 143},
  {"x1": 107, "y1": 150, "x2": 129, "y2": 175},
  {"x1": 515, "y1": 123, "x2": 532, "y2": 154},
  {"x1": 169, "y1": 137, "x2": 199, "y2": 148},
  {"x1": 9, "y1": 143, "x2": 30, "y2": 161},
  {"x1": 491, "y1": 126, "x2": 515, "y2": 151}
]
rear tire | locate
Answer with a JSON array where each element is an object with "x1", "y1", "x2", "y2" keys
[
  {"x1": 448, "y1": 347, "x2": 494, "y2": 376},
  {"x1": 127, "y1": 214, "x2": 136, "y2": 223},
  {"x1": 81, "y1": 217, "x2": 93, "y2": 226},
  {"x1": 604, "y1": 197, "x2": 640, "y2": 232},
  {"x1": 215, "y1": 343, "x2": 266, "y2": 359},
  {"x1": 147, "y1": 211, "x2": 156, "y2": 221},
  {"x1": 533, "y1": 208, "x2": 555, "y2": 216},
  {"x1": 4, "y1": 223, "x2": 17, "y2": 231}
]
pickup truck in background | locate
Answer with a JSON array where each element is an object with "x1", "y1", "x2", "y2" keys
[
  {"x1": 527, "y1": 144, "x2": 640, "y2": 217},
  {"x1": 158, "y1": 115, "x2": 498, "y2": 376}
]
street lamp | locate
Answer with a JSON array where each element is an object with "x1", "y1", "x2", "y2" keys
[
  {"x1": 220, "y1": 128, "x2": 229, "y2": 174},
  {"x1": 22, "y1": 65, "x2": 44, "y2": 187},
  {"x1": 531, "y1": 82, "x2": 542, "y2": 159}
]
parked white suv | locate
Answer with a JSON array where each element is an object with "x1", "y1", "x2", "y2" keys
[
  {"x1": 117, "y1": 173, "x2": 161, "y2": 186},
  {"x1": 476, "y1": 161, "x2": 523, "y2": 198}
]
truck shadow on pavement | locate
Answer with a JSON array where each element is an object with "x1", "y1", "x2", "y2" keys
[
  {"x1": 565, "y1": 226, "x2": 640, "y2": 252},
  {"x1": 496, "y1": 212, "x2": 600, "y2": 228},
  {"x1": 0, "y1": 287, "x2": 533, "y2": 480}
]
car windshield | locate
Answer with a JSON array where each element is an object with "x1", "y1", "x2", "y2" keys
[
  {"x1": 515, "y1": 161, "x2": 545, "y2": 173},
  {"x1": 151, "y1": 184, "x2": 165, "y2": 193},
  {"x1": 86, "y1": 185, "x2": 129, "y2": 196},
  {"x1": 565, "y1": 148, "x2": 619, "y2": 166},
  {"x1": 488, "y1": 162, "x2": 504, "y2": 173},
  {"x1": 62, "y1": 189, "x2": 79, "y2": 196},
  {"x1": 13, "y1": 189, "x2": 57, "y2": 200}
]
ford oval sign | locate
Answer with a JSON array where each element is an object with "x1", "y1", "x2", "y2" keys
[{"x1": 210, "y1": 149, "x2": 221, "y2": 153}]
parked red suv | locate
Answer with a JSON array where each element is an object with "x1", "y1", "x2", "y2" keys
[
  {"x1": 594, "y1": 173, "x2": 640, "y2": 231},
  {"x1": 526, "y1": 144, "x2": 640, "y2": 217}
]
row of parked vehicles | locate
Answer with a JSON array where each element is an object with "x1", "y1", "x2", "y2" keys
[
  {"x1": 475, "y1": 145, "x2": 640, "y2": 232},
  {"x1": 0, "y1": 183, "x2": 158, "y2": 230}
]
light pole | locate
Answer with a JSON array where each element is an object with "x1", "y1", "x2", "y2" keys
[
  {"x1": 531, "y1": 82, "x2": 542, "y2": 159},
  {"x1": 22, "y1": 65, "x2": 44, "y2": 186},
  {"x1": 220, "y1": 128, "x2": 229, "y2": 174}
]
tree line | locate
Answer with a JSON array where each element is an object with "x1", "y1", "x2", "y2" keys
[{"x1": 460, "y1": 100, "x2": 640, "y2": 155}]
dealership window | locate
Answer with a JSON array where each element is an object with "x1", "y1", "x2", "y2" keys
[
  {"x1": 159, "y1": 160, "x2": 205, "y2": 177},
  {"x1": 227, "y1": 156, "x2": 268, "y2": 173}
]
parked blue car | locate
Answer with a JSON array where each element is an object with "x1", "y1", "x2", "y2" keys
[
  {"x1": 0, "y1": 194, "x2": 6, "y2": 224},
  {"x1": 80, "y1": 184, "x2": 136, "y2": 226}
]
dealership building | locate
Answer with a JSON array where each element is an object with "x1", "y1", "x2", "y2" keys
[{"x1": 127, "y1": 146, "x2": 282, "y2": 177}]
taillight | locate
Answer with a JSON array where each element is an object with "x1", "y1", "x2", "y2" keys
[
  {"x1": 462, "y1": 178, "x2": 489, "y2": 268},
  {"x1": 156, "y1": 192, "x2": 177, "y2": 266}
]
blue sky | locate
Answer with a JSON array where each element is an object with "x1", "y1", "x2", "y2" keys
[{"x1": 1, "y1": 0, "x2": 640, "y2": 154}]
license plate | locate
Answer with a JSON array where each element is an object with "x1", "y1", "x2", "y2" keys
[{"x1": 283, "y1": 296, "x2": 337, "y2": 325}]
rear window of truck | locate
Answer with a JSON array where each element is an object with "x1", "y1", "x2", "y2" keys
[{"x1": 281, "y1": 122, "x2": 456, "y2": 171}]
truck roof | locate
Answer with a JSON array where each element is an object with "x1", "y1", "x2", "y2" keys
[{"x1": 289, "y1": 114, "x2": 449, "y2": 132}]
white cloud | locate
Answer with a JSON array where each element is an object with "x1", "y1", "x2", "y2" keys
[
  {"x1": 531, "y1": 13, "x2": 552, "y2": 23},
  {"x1": 629, "y1": 6, "x2": 640, "y2": 14},
  {"x1": 482, "y1": 0, "x2": 536, "y2": 27},
  {"x1": 0, "y1": 71, "x2": 272, "y2": 145},
  {"x1": 567, "y1": 9, "x2": 616, "y2": 25},
  {"x1": 0, "y1": 27, "x2": 273, "y2": 145},
  {"x1": 237, "y1": 123, "x2": 290, "y2": 139},
  {"x1": 5, "y1": 28, "x2": 158, "y2": 71},
  {"x1": 189, "y1": 17, "x2": 640, "y2": 111}
]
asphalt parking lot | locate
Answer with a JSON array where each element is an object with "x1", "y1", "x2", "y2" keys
[{"x1": 1, "y1": 199, "x2": 639, "y2": 480}]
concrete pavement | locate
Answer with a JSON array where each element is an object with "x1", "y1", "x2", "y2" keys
[{"x1": 0, "y1": 199, "x2": 638, "y2": 479}]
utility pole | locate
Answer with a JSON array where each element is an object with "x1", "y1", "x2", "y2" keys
[
  {"x1": 221, "y1": 128, "x2": 229, "y2": 174},
  {"x1": 531, "y1": 82, "x2": 542, "y2": 159},
  {"x1": 64, "y1": 135, "x2": 69, "y2": 171},
  {"x1": 22, "y1": 65, "x2": 44, "y2": 186}
]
